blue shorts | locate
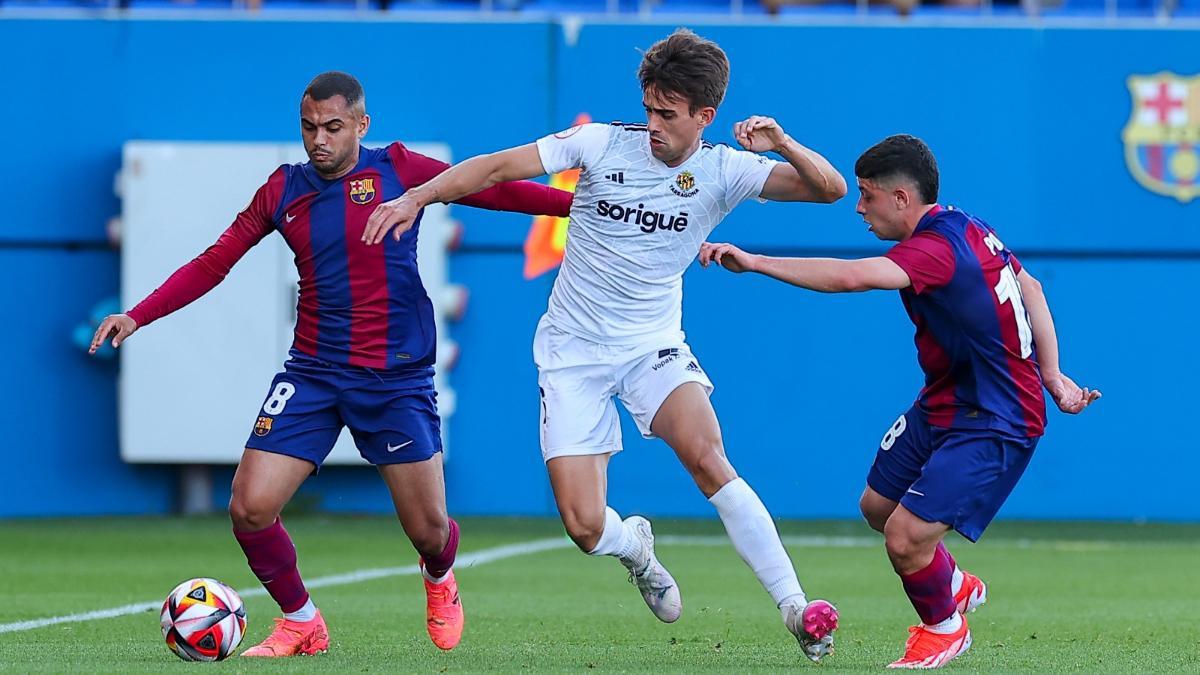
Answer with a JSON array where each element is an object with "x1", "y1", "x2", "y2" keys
[
  {"x1": 245, "y1": 350, "x2": 442, "y2": 469},
  {"x1": 866, "y1": 405, "x2": 1039, "y2": 542}
]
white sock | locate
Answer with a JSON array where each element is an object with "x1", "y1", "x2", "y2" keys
[
  {"x1": 283, "y1": 597, "x2": 317, "y2": 623},
  {"x1": 925, "y1": 611, "x2": 963, "y2": 634},
  {"x1": 587, "y1": 507, "x2": 644, "y2": 568},
  {"x1": 423, "y1": 567, "x2": 450, "y2": 585},
  {"x1": 950, "y1": 566, "x2": 964, "y2": 596},
  {"x1": 709, "y1": 478, "x2": 805, "y2": 607}
]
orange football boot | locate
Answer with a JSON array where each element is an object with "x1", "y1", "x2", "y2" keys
[
  {"x1": 886, "y1": 617, "x2": 971, "y2": 669},
  {"x1": 240, "y1": 611, "x2": 329, "y2": 657},
  {"x1": 954, "y1": 570, "x2": 987, "y2": 615},
  {"x1": 423, "y1": 563, "x2": 464, "y2": 651}
]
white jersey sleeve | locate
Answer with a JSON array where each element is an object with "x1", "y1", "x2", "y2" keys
[
  {"x1": 536, "y1": 123, "x2": 613, "y2": 175},
  {"x1": 720, "y1": 146, "x2": 779, "y2": 207}
]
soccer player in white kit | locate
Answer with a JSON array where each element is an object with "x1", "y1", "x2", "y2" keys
[{"x1": 362, "y1": 29, "x2": 848, "y2": 661}]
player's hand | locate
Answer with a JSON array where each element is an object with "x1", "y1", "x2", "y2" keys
[
  {"x1": 733, "y1": 116, "x2": 789, "y2": 154},
  {"x1": 699, "y1": 242, "x2": 758, "y2": 273},
  {"x1": 89, "y1": 313, "x2": 138, "y2": 354},
  {"x1": 1044, "y1": 371, "x2": 1101, "y2": 414},
  {"x1": 363, "y1": 193, "x2": 422, "y2": 245}
]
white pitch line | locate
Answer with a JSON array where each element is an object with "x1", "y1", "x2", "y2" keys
[
  {"x1": 0, "y1": 537, "x2": 572, "y2": 635},
  {"x1": 661, "y1": 535, "x2": 878, "y2": 548},
  {"x1": 663, "y1": 534, "x2": 1175, "y2": 551},
  {"x1": 1, "y1": 530, "x2": 1187, "y2": 635}
]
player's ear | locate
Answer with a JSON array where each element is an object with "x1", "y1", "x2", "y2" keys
[
  {"x1": 696, "y1": 106, "x2": 716, "y2": 128},
  {"x1": 893, "y1": 186, "x2": 911, "y2": 211},
  {"x1": 358, "y1": 112, "x2": 371, "y2": 139}
]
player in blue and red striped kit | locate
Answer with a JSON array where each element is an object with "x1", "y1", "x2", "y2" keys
[
  {"x1": 90, "y1": 72, "x2": 572, "y2": 657},
  {"x1": 700, "y1": 134, "x2": 1100, "y2": 669}
]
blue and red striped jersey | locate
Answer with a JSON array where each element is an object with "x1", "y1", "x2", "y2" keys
[
  {"x1": 884, "y1": 205, "x2": 1047, "y2": 437},
  {"x1": 129, "y1": 142, "x2": 572, "y2": 371}
]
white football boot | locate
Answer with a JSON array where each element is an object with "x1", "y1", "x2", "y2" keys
[
  {"x1": 621, "y1": 516, "x2": 682, "y2": 623},
  {"x1": 783, "y1": 598, "x2": 840, "y2": 663}
]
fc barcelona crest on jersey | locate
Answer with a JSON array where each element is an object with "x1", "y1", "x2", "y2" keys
[
  {"x1": 253, "y1": 416, "x2": 273, "y2": 437},
  {"x1": 671, "y1": 170, "x2": 699, "y2": 198},
  {"x1": 349, "y1": 178, "x2": 377, "y2": 205},
  {"x1": 1122, "y1": 72, "x2": 1200, "y2": 203}
]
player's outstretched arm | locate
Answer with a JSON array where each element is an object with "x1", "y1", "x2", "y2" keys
[
  {"x1": 732, "y1": 116, "x2": 846, "y2": 203},
  {"x1": 364, "y1": 144, "x2": 547, "y2": 245},
  {"x1": 699, "y1": 242, "x2": 910, "y2": 292},
  {"x1": 89, "y1": 313, "x2": 138, "y2": 354},
  {"x1": 88, "y1": 173, "x2": 279, "y2": 355},
  {"x1": 387, "y1": 143, "x2": 572, "y2": 218},
  {"x1": 1018, "y1": 268, "x2": 1101, "y2": 414}
]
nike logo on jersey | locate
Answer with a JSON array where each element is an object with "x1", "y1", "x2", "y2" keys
[
  {"x1": 285, "y1": 213, "x2": 297, "y2": 223},
  {"x1": 387, "y1": 440, "x2": 414, "y2": 453},
  {"x1": 906, "y1": 488, "x2": 925, "y2": 497}
]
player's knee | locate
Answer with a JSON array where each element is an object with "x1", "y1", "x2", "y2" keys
[
  {"x1": 863, "y1": 512, "x2": 888, "y2": 534},
  {"x1": 883, "y1": 523, "x2": 924, "y2": 568},
  {"x1": 884, "y1": 533, "x2": 916, "y2": 568},
  {"x1": 227, "y1": 495, "x2": 278, "y2": 532},
  {"x1": 859, "y1": 500, "x2": 879, "y2": 531},
  {"x1": 407, "y1": 522, "x2": 449, "y2": 558},
  {"x1": 560, "y1": 509, "x2": 605, "y2": 552},
  {"x1": 859, "y1": 496, "x2": 889, "y2": 533},
  {"x1": 683, "y1": 443, "x2": 734, "y2": 491}
]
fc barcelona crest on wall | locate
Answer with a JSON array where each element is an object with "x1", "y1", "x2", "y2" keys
[{"x1": 1123, "y1": 72, "x2": 1200, "y2": 203}]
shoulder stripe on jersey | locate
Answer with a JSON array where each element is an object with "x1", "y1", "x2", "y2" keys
[
  {"x1": 263, "y1": 166, "x2": 288, "y2": 224},
  {"x1": 611, "y1": 121, "x2": 649, "y2": 132}
]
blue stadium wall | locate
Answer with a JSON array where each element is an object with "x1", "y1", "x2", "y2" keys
[{"x1": 2, "y1": 18, "x2": 1195, "y2": 521}]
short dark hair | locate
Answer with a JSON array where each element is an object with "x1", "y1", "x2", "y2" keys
[
  {"x1": 302, "y1": 71, "x2": 365, "y2": 115},
  {"x1": 638, "y1": 28, "x2": 730, "y2": 114},
  {"x1": 854, "y1": 135, "x2": 939, "y2": 204}
]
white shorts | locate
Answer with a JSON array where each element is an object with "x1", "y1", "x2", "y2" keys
[{"x1": 532, "y1": 316, "x2": 714, "y2": 462}]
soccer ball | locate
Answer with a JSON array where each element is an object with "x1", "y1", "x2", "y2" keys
[{"x1": 159, "y1": 577, "x2": 247, "y2": 661}]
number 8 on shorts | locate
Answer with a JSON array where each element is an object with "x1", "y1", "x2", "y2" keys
[
  {"x1": 263, "y1": 382, "x2": 296, "y2": 415},
  {"x1": 880, "y1": 414, "x2": 907, "y2": 451}
]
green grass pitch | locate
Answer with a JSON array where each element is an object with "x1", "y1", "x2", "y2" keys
[{"x1": 1, "y1": 516, "x2": 1197, "y2": 672}]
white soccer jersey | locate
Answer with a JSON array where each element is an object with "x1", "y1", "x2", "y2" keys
[{"x1": 536, "y1": 122, "x2": 778, "y2": 344}]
